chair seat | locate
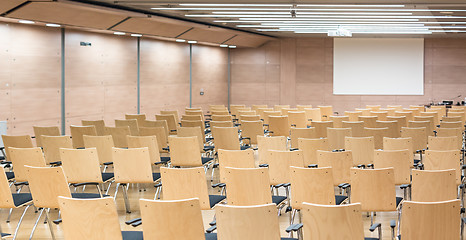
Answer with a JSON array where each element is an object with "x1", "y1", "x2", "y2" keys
[
  {"x1": 208, "y1": 195, "x2": 226, "y2": 208},
  {"x1": 272, "y1": 195, "x2": 287, "y2": 205},
  {"x1": 12, "y1": 193, "x2": 33, "y2": 207},
  {"x1": 335, "y1": 195, "x2": 348, "y2": 205},
  {"x1": 414, "y1": 159, "x2": 420, "y2": 164},
  {"x1": 153, "y1": 173, "x2": 161, "y2": 181},
  {"x1": 160, "y1": 156, "x2": 171, "y2": 163},
  {"x1": 202, "y1": 157, "x2": 214, "y2": 165},
  {"x1": 101, "y1": 172, "x2": 114, "y2": 182},
  {"x1": 396, "y1": 197, "x2": 403, "y2": 208},
  {"x1": 5, "y1": 171, "x2": 14, "y2": 180},
  {"x1": 204, "y1": 145, "x2": 215, "y2": 151},
  {"x1": 240, "y1": 145, "x2": 251, "y2": 150},
  {"x1": 1, "y1": 233, "x2": 11, "y2": 237},
  {"x1": 71, "y1": 193, "x2": 106, "y2": 199},
  {"x1": 205, "y1": 232, "x2": 217, "y2": 240},
  {"x1": 121, "y1": 231, "x2": 143, "y2": 240}
]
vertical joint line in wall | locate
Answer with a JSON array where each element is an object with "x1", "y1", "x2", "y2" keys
[
  {"x1": 189, "y1": 43, "x2": 193, "y2": 108},
  {"x1": 137, "y1": 37, "x2": 140, "y2": 114},
  {"x1": 61, "y1": 28, "x2": 66, "y2": 135},
  {"x1": 227, "y1": 48, "x2": 231, "y2": 110}
]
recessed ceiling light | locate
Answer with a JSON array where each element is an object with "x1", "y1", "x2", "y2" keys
[
  {"x1": 228, "y1": 45, "x2": 237, "y2": 48},
  {"x1": 45, "y1": 23, "x2": 61, "y2": 27},
  {"x1": 114, "y1": 32, "x2": 125, "y2": 35},
  {"x1": 131, "y1": 34, "x2": 142, "y2": 37},
  {"x1": 18, "y1": 20, "x2": 35, "y2": 24},
  {"x1": 176, "y1": 39, "x2": 186, "y2": 42},
  {"x1": 220, "y1": 44, "x2": 229, "y2": 47},
  {"x1": 188, "y1": 40, "x2": 197, "y2": 44},
  {"x1": 440, "y1": 11, "x2": 454, "y2": 14}
]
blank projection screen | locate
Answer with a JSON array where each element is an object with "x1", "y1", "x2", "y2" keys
[{"x1": 333, "y1": 38, "x2": 424, "y2": 95}]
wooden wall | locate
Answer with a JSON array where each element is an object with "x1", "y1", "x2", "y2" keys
[{"x1": 231, "y1": 38, "x2": 466, "y2": 113}]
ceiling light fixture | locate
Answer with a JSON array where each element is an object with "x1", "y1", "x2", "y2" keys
[
  {"x1": 220, "y1": 44, "x2": 229, "y2": 47},
  {"x1": 188, "y1": 40, "x2": 197, "y2": 44},
  {"x1": 114, "y1": 32, "x2": 126, "y2": 35},
  {"x1": 45, "y1": 23, "x2": 61, "y2": 27},
  {"x1": 228, "y1": 45, "x2": 237, "y2": 48},
  {"x1": 131, "y1": 34, "x2": 142, "y2": 37},
  {"x1": 176, "y1": 39, "x2": 186, "y2": 42},
  {"x1": 211, "y1": 12, "x2": 413, "y2": 15},
  {"x1": 18, "y1": 20, "x2": 35, "y2": 24}
]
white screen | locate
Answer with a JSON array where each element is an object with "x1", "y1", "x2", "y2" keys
[{"x1": 333, "y1": 38, "x2": 424, "y2": 95}]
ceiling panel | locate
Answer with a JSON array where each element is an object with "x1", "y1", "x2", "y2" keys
[
  {"x1": 224, "y1": 34, "x2": 271, "y2": 47},
  {"x1": 7, "y1": 1, "x2": 129, "y2": 30},
  {"x1": 0, "y1": 0, "x2": 28, "y2": 15},
  {"x1": 178, "y1": 27, "x2": 237, "y2": 43},
  {"x1": 112, "y1": 17, "x2": 193, "y2": 38}
]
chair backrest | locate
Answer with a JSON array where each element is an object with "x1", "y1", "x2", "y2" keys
[
  {"x1": 395, "y1": 111, "x2": 414, "y2": 121},
  {"x1": 383, "y1": 137, "x2": 414, "y2": 154},
  {"x1": 304, "y1": 108, "x2": 322, "y2": 122},
  {"x1": 26, "y1": 166, "x2": 72, "y2": 209},
  {"x1": 424, "y1": 150, "x2": 461, "y2": 185},
  {"x1": 344, "y1": 136, "x2": 375, "y2": 166},
  {"x1": 70, "y1": 125, "x2": 97, "y2": 149},
  {"x1": 442, "y1": 116, "x2": 462, "y2": 123},
  {"x1": 42, "y1": 135, "x2": 73, "y2": 164},
  {"x1": 58, "y1": 197, "x2": 123, "y2": 240},
  {"x1": 350, "y1": 168, "x2": 396, "y2": 212},
  {"x1": 112, "y1": 147, "x2": 154, "y2": 183},
  {"x1": 354, "y1": 108, "x2": 371, "y2": 116},
  {"x1": 168, "y1": 136, "x2": 202, "y2": 167},
  {"x1": 268, "y1": 115, "x2": 290, "y2": 137},
  {"x1": 408, "y1": 120, "x2": 433, "y2": 136},
  {"x1": 176, "y1": 126, "x2": 204, "y2": 149},
  {"x1": 257, "y1": 108, "x2": 274, "y2": 120},
  {"x1": 252, "y1": 105, "x2": 268, "y2": 111},
  {"x1": 317, "y1": 150, "x2": 353, "y2": 186},
  {"x1": 81, "y1": 120, "x2": 105, "y2": 136},
  {"x1": 127, "y1": 135, "x2": 160, "y2": 164},
  {"x1": 302, "y1": 203, "x2": 365, "y2": 240},
  {"x1": 160, "y1": 167, "x2": 211, "y2": 210},
  {"x1": 296, "y1": 105, "x2": 312, "y2": 111},
  {"x1": 341, "y1": 121, "x2": 365, "y2": 137},
  {"x1": 374, "y1": 149, "x2": 411, "y2": 185},
  {"x1": 143, "y1": 120, "x2": 169, "y2": 136},
  {"x1": 104, "y1": 126, "x2": 130, "y2": 148},
  {"x1": 180, "y1": 119, "x2": 205, "y2": 134},
  {"x1": 329, "y1": 115, "x2": 349, "y2": 128},
  {"x1": 218, "y1": 149, "x2": 255, "y2": 183},
  {"x1": 237, "y1": 110, "x2": 256, "y2": 118},
  {"x1": 358, "y1": 116, "x2": 378, "y2": 128},
  {"x1": 288, "y1": 111, "x2": 307, "y2": 128},
  {"x1": 239, "y1": 115, "x2": 261, "y2": 122},
  {"x1": 436, "y1": 127, "x2": 463, "y2": 149},
  {"x1": 370, "y1": 111, "x2": 388, "y2": 121},
  {"x1": 211, "y1": 127, "x2": 240, "y2": 151},
  {"x1": 60, "y1": 148, "x2": 103, "y2": 183},
  {"x1": 440, "y1": 121, "x2": 463, "y2": 129},
  {"x1": 274, "y1": 105, "x2": 290, "y2": 111},
  {"x1": 1, "y1": 135, "x2": 34, "y2": 159},
  {"x1": 139, "y1": 127, "x2": 168, "y2": 152},
  {"x1": 281, "y1": 108, "x2": 298, "y2": 116},
  {"x1": 125, "y1": 114, "x2": 146, "y2": 127},
  {"x1": 267, "y1": 150, "x2": 304, "y2": 185},
  {"x1": 400, "y1": 200, "x2": 460, "y2": 240},
  {"x1": 139, "y1": 198, "x2": 205, "y2": 240},
  {"x1": 212, "y1": 115, "x2": 233, "y2": 122},
  {"x1": 83, "y1": 135, "x2": 114, "y2": 165},
  {"x1": 160, "y1": 110, "x2": 180, "y2": 124},
  {"x1": 224, "y1": 167, "x2": 272, "y2": 206},
  {"x1": 411, "y1": 169, "x2": 457, "y2": 202},
  {"x1": 376, "y1": 120, "x2": 399, "y2": 138},
  {"x1": 387, "y1": 105, "x2": 403, "y2": 111},
  {"x1": 210, "y1": 121, "x2": 234, "y2": 128},
  {"x1": 363, "y1": 127, "x2": 389, "y2": 149},
  {"x1": 290, "y1": 167, "x2": 335, "y2": 208},
  {"x1": 216, "y1": 203, "x2": 280, "y2": 240},
  {"x1": 33, "y1": 126, "x2": 60, "y2": 147},
  {"x1": 115, "y1": 119, "x2": 139, "y2": 136},
  {"x1": 428, "y1": 136, "x2": 459, "y2": 150},
  {"x1": 8, "y1": 147, "x2": 46, "y2": 182},
  {"x1": 386, "y1": 115, "x2": 408, "y2": 128},
  {"x1": 257, "y1": 136, "x2": 287, "y2": 164},
  {"x1": 155, "y1": 114, "x2": 177, "y2": 134},
  {"x1": 447, "y1": 112, "x2": 465, "y2": 123},
  {"x1": 263, "y1": 111, "x2": 281, "y2": 125},
  {"x1": 327, "y1": 128, "x2": 352, "y2": 150},
  {"x1": 290, "y1": 127, "x2": 316, "y2": 149},
  {"x1": 414, "y1": 116, "x2": 435, "y2": 131},
  {"x1": 240, "y1": 120, "x2": 263, "y2": 145},
  {"x1": 211, "y1": 110, "x2": 229, "y2": 116},
  {"x1": 419, "y1": 111, "x2": 440, "y2": 125},
  {"x1": 0, "y1": 170, "x2": 17, "y2": 208},
  {"x1": 182, "y1": 114, "x2": 202, "y2": 121},
  {"x1": 366, "y1": 105, "x2": 381, "y2": 111},
  {"x1": 318, "y1": 106, "x2": 333, "y2": 120},
  {"x1": 311, "y1": 121, "x2": 334, "y2": 138},
  {"x1": 344, "y1": 111, "x2": 363, "y2": 122},
  {"x1": 298, "y1": 138, "x2": 330, "y2": 166}
]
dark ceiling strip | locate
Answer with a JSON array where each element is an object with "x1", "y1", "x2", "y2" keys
[
  {"x1": 175, "y1": 27, "x2": 194, "y2": 38},
  {"x1": 107, "y1": 16, "x2": 131, "y2": 30},
  {"x1": 67, "y1": 0, "x2": 276, "y2": 38},
  {"x1": 1, "y1": 1, "x2": 31, "y2": 16},
  {"x1": 221, "y1": 35, "x2": 238, "y2": 44}
]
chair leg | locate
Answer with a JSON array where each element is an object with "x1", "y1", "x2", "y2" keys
[
  {"x1": 6, "y1": 208, "x2": 13, "y2": 223},
  {"x1": 106, "y1": 180, "x2": 114, "y2": 195},
  {"x1": 29, "y1": 208, "x2": 45, "y2": 240},
  {"x1": 44, "y1": 208, "x2": 56, "y2": 240},
  {"x1": 114, "y1": 183, "x2": 120, "y2": 200},
  {"x1": 13, "y1": 205, "x2": 30, "y2": 240},
  {"x1": 121, "y1": 184, "x2": 131, "y2": 213}
]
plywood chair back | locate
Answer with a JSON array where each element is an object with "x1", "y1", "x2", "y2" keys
[
  {"x1": 290, "y1": 167, "x2": 335, "y2": 208},
  {"x1": 268, "y1": 115, "x2": 290, "y2": 137},
  {"x1": 302, "y1": 203, "x2": 365, "y2": 240},
  {"x1": 160, "y1": 110, "x2": 180, "y2": 124},
  {"x1": 274, "y1": 105, "x2": 290, "y2": 112},
  {"x1": 413, "y1": 116, "x2": 435, "y2": 132},
  {"x1": 33, "y1": 126, "x2": 60, "y2": 147},
  {"x1": 329, "y1": 115, "x2": 349, "y2": 128},
  {"x1": 442, "y1": 116, "x2": 462, "y2": 123},
  {"x1": 296, "y1": 105, "x2": 312, "y2": 111},
  {"x1": 327, "y1": 128, "x2": 352, "y2": 150},
  {"x1": 376, "y1": 120, "x2": 399, "y2": 137},
  {"x1": 237, "y1": 110, "x2": 256, "y2": 118},
  {"x1": 386, "y1": 105, "x2": 403, "y2": 111},
  {"x1": 383, "y1": 137, "x2": 414, "y2": 154},
  {"x1": 358, "y1": 116, "x2": 378, "y2": 128},
  {"x1": 419, "y1": 111, "x2": 440, "y2": 125},
  {"x1": 42, "y1": 135, "x2": 73, "y2": 165},
  {"x1": 216, "y1": 204, "x2": 280, "y2": 240},
  {"x1": 290, "y1": 127, "x2": 316, "y2": 149},
  {"x1": 370, "y1": 111, "x2": 388, "y2": 121},
  {"x1": 25, "y1": 166, "x2": 71, "y2": 209},
  {"x1": 404, "y1": 108, "x2": 421, "y2": 117},
  {"x1": 281, "y1": 108, "x2": 298, "y2": 116},
  {"x1": 81, "y1": 120, "x2": 105, "y2": 136},
  {"x1": 211, "y1": 127, "x2": 240, "y2": 151},
  {"x1": 239, "y1": 115, "x2": 261, "y2": 123},
  {"x1": 374, "y1": 149, "x2": 411, "y2": 185},
  {"x1": 364, "y1": 127, "x2": 389, "y2": 149},
  {"x1": 428, "y1": 136, "x2": 459, "y2": 151},
  {"x1": 58, "y1": 197, "x2": 123, "y2": 240},
  {"x1": 1, "y1": 135, "x2": 33, "y2": 159},
  {"x1": 139, "y1": 127, "x2": 168, "y2": 152},
  {"x1": 139, "y1": 198, "x2": 205, "y2": 240},
  {"x1": 182, "y1": 114, "x2": 202, "y2": 121},
  {"x1": 440, "y1": 121, "x2": 463, "y2": 129},
  {"x1": 436, "y1": 127, "x2": 463, "y2": 149},
  {"x1": 345, "y1": 136, "x2": 374, "y2": 166},
  {"x1": 409, "y1": 105, "x2": 425, "y2": 112},
  {"x1": 318, "y1": 106, "x2": 333, "y2": 120},
  {"x1": 304, "y1": 108, "x2": 322, "y2": 123},
  {"x1": 288, "y1": 111, "x2": 307, "y2": 128},
  {"x1": 115, "y1": 119, "x2": 139, "y2": 136},
  {"x1": 160, "y1": 167, "x2": 210, "y2": 210},
  {"x1": 127, "y1": 135, "x2": 160, "y2": 164},
  {"x1": 8, "y1": 147, "x2": 46, "y2": 182},
  {"x1": 176, "y1": 126, "x2": 204, "y2": 149},
  {"x1": 257, "y1": 108, "x2": 274, "y2": 120},
  {"x1": 400, "y1": 200, "x2": 460, "y2": 240},
  {"x1": 112, "y1": 147, "x2": 153, "y2": 184},
  {"x1": 298, "y1": 138, "x2": 329, "y2": 166},
  {"x1": 447, "y1": 112, "x2": 465, "y2": 123},
  {"x1": 257, "y1": 136, "x2": 287, "y2": 164},
  {"x1": 350, "y1": 168, "x2": 396, "y2": 212},
  {"x1": 341, "y1": 121, "x2": 365, "y2": 137},
  {"x1": 125, "y1": 114, "x2": 146, "y2": 127},
  {"x1": 143, "y1": 120, "x2": 169, "y2": 136},
  {"x1": 168, "y1": 136, "x2": 202, "y2": 167},
  {"x1": 252, "y1": 105, "x2": 268, "y2": 111},
  {"x1": 401, "y1": 127, "x2": 427, "y2": 152},
  {"x1": 395, "y1": 111, "x2": 414, "y2": 122},
  {"x1": 211, "y1": 110, "x2": 229, "y2": 116},
  {"x1": 317, "y1": 150, "x2": 353, "y2": 186},
  {"x1": 83, "y1": 135, "x2": 114, "y2": 165},
  {"x1": 366, "y1": 105, "x2": 381, "y2": 111},
  {"x1": 212, "y1": 115, "x2": 233, "y2": 122},
  {"x1": 0, "y1": 171, "x2": 19, "y2": 208},
  {"x1": 355, "y1": 108, "x2": 371, "y2": 116},
  {"x1": 218, "y1": 149, "x2": 255, "y2": 183},
  {"x1": 386, "y1": 115, "x2": 408, "y2": 128},
  {"x1": 263, "y1": 111, "x2": 281, "y2": 125},
  {"x1": 155, "y1": 114, "x2": 177, "y2": 134},
  {"x1": 180, "y1": 120, "x2": 205, "y2": 134},
  {"x1": 210, "y1": 121, "x2": 234, "y2": 128},
  {"x1": 224, "y1": 167, "x2": 272, "y2": 206},
  {"x1": 344, "y1": 111, "x2": 363, "y2": 122},
  {"x1": 70, "y1": 125, "x2": 97, "y2": 149},
  {"x1": 104, "y1": 126, "x2": 130, "y2": 148},
  {"x1": 267, "y1": 150, "x2": 304, "y2": 185},
  {"x1": 424, "y1": 150, "x2": 461, "y2": 185},
  {"x1": 411, "y1": 169, "x2": 457, "y2": 202},
  {"x1": 60, "y1": 148, "x2": 102, "y2": 183},
  {"x1": 240, "y1": 120, "x2": 263, "y2": 145},
  {"x1": 311, "y1": 121, "x2": 334, "y2": 138},
  {"x1": 408, "y1": 120, "x2": 433, "y2": 136}
]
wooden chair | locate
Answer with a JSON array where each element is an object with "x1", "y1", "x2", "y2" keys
[
  {"x1": 442, "y1": 116, "x2": 462, "y2": 123},
  {"x1": 376, "y1": 120, "x2": 399, "y2": 138},
  {"x1": 252, "y1": 105, "x2": 268, "y2": 111},
  {"x1": 58, "y1": 197, "x2": 142, "y2": 240},
  {"x1": 127, "y1": 135, "x2": 162, "y2": 164},
  {"x1": 414, "y1": 116, "x2": 435, "y2": 133},
  {"x1": 342, "y1": 121, "x2": 365, "y2": 137},
  {"x1": 212, "y1": 115, "x2": 233, "y2": 122},
  {"x1": 32, "y1": 126, "x2": 60, "y2": 148},
  {"x1": 240, "y1": 120, "x2": 263, "y2": 145},
  {"x1": 143, "y1": 119, "x2": 169, "y2": 136},
  {"x1": 364, "y1": 127, "x2": 389, "y2": 149},
  {"x1": 371, "y1": 111, "x2": 388, "y2": 121},
  {"x1": 160, "y1": 110, "x2": 180, "y2": 124},
  {"x1": 288, "y1": 111, "x2": 307, "y2": 128},
  {"x1": 345, "y1": 137, "x2": 375, "y2": 167},
  {"x1": 112, "y1": 147, "x2": 161, "y2": 213},
  {"x1": 263, "y1": 111, "x2": 282, "y2": 125},
  {"x1": 298, "y1": 138, "x2": 329, "y2": 166},
  {"x1": 296, "y1": 105, "x2": 312, "y2": 111},
  {"x1": 290, "y1": 128, "x2": 316, "y2": 149},
  {"x1": 374, "y1": 150, "x2": 411, "y2": 186},
  {"x1": 440, "y1": 121, "x2": 463, "y2": 129},
  {"x1": 395, "y1": 111, "x2": 414, "y2": 122},
  {"x1": 42, "y1": 135, "x2": 73, "y2": 165},
  {"x1": 316, "y1": 151, "x2": 353, "y2": 187},
  {"x1": 104, "y1": 126, "x2": 131, "y2": 148},
  {"x1": 311, "y1": 121, "x2": 333, "y2": 138},
  {"x1": 257, "y1": 136, "x2": 287, "y2": 164},
  {"x1": 448, "y1": 112, "x2": 466, "y2": 123},
  {"x1": 327, "y1": 128, "x2": 352, "y2": 150},
  {"x1": 211, "y1": 110, "x2": 230, "y2": 116},
  {"x1": 367, "y1": 105, "x2": 381, "y2": 111},
  {"x1": 401, "y1": 127, "x2": 427, "y2": 161},
  {"x1": 211, "y1": 126, "x2": 246, "y2": 152},
  {"x1": 217, "y1": 149, "x2": 255, "y2": 184},
  {"x1": 239, "y1": 115, "x2": 261, "y2": 123},
  {"x1": 383, "y1": 137, "x2": 414, "y2": 157},
  {"x1": 1, "y1": 135, "x2": 33, "y2": 160},
  {"x1": 237, "y1": 110, "x2": 256, "y2": 119},
  {"x1": 436, "y1": 127, "x2": 463, "y2": 150},
  {"x1": 266, "y1": 150, "x2": 304, "y2": 188},
  {"x1": 358, "y1": 116, "x2": 378, "y2": 128},
  {"x1": 386, "y1": 115, "x2": 407, "y2": 128},
  {"x1": 210, "y1": 121, "x2": 234, "y2": 128},
  {"x1": 274, "y1": 105, "x2": 290, "y2": 112},
  {"x1": 180, "y1": 120, "x2": 205, "y2": 138},
  {"x1": 83, "y1": 135, "x2": 115, "y2": 168},
  {"x1": 387, "y1": 105, "x2": 403, "y2": 111},
  {"x1": 70, "y1": 125, "x2": 97, "y2": 149},
  {"x1": 329, "y1": 115, "x2": 349, "y2": 128},
  {"x1": 344, "y1": 111, "x2": 363, "y2": 122},
  {"x1": 411, "y1": 169, "x2": 457, "y2": 202},
  {"x1": 318, "y1": 106, "x2": 333, "y2": 121},
  {"x1": 304, "y1": 108, "x2": 322, "y2": 123},
  {"x1": 257, "y1": 108, "x2": 274, "y2": 121},
  {"x1": 408, "y1": 120, "x2": 433, "y2": 136},
  {"x1": 155, "y1": 114, "x2": 177, "y2": 135},
  {"x1": 424, "y1": 150, "x2": 461, "y2": 185},
  {"x1": 419, "y1": 111, "x2": 440, "y2": 125},
  {"x1": 125, "y1": 113, "x2": 146, "y2": 127},
  {"x1": 160, "y1": 167, "x2": 226, "y2": 210},
  {"x1": 81, "y1": 120, "x2": 105, "y2": 136},
  {"x1": 268, "y1": 116, "x2": 290, "y2": 137},
  {"x1": 428, "y1": 136, "x2": 459, "y2": 150},
  {"x1": 181, "y1": 114, "x2": 202, "y2": 121},
  {"x1": 281, "y1": 108, "x2": 298, "y2": 116},
  {"x1": 355, "y1": 108, "x2": 371, "y2": 116},
  {"x1": 115, "y1": 119, "x2": 139, "y2": 136},
  {"x1": 8, "y1": 147, "x2": 46, "y2": 185},
  {"x1": 168, "y1": 136, "x2": 213, "y2": 168},
  {"x1": 176, "y1": 126, "x2": 206, "y2": 152}
]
